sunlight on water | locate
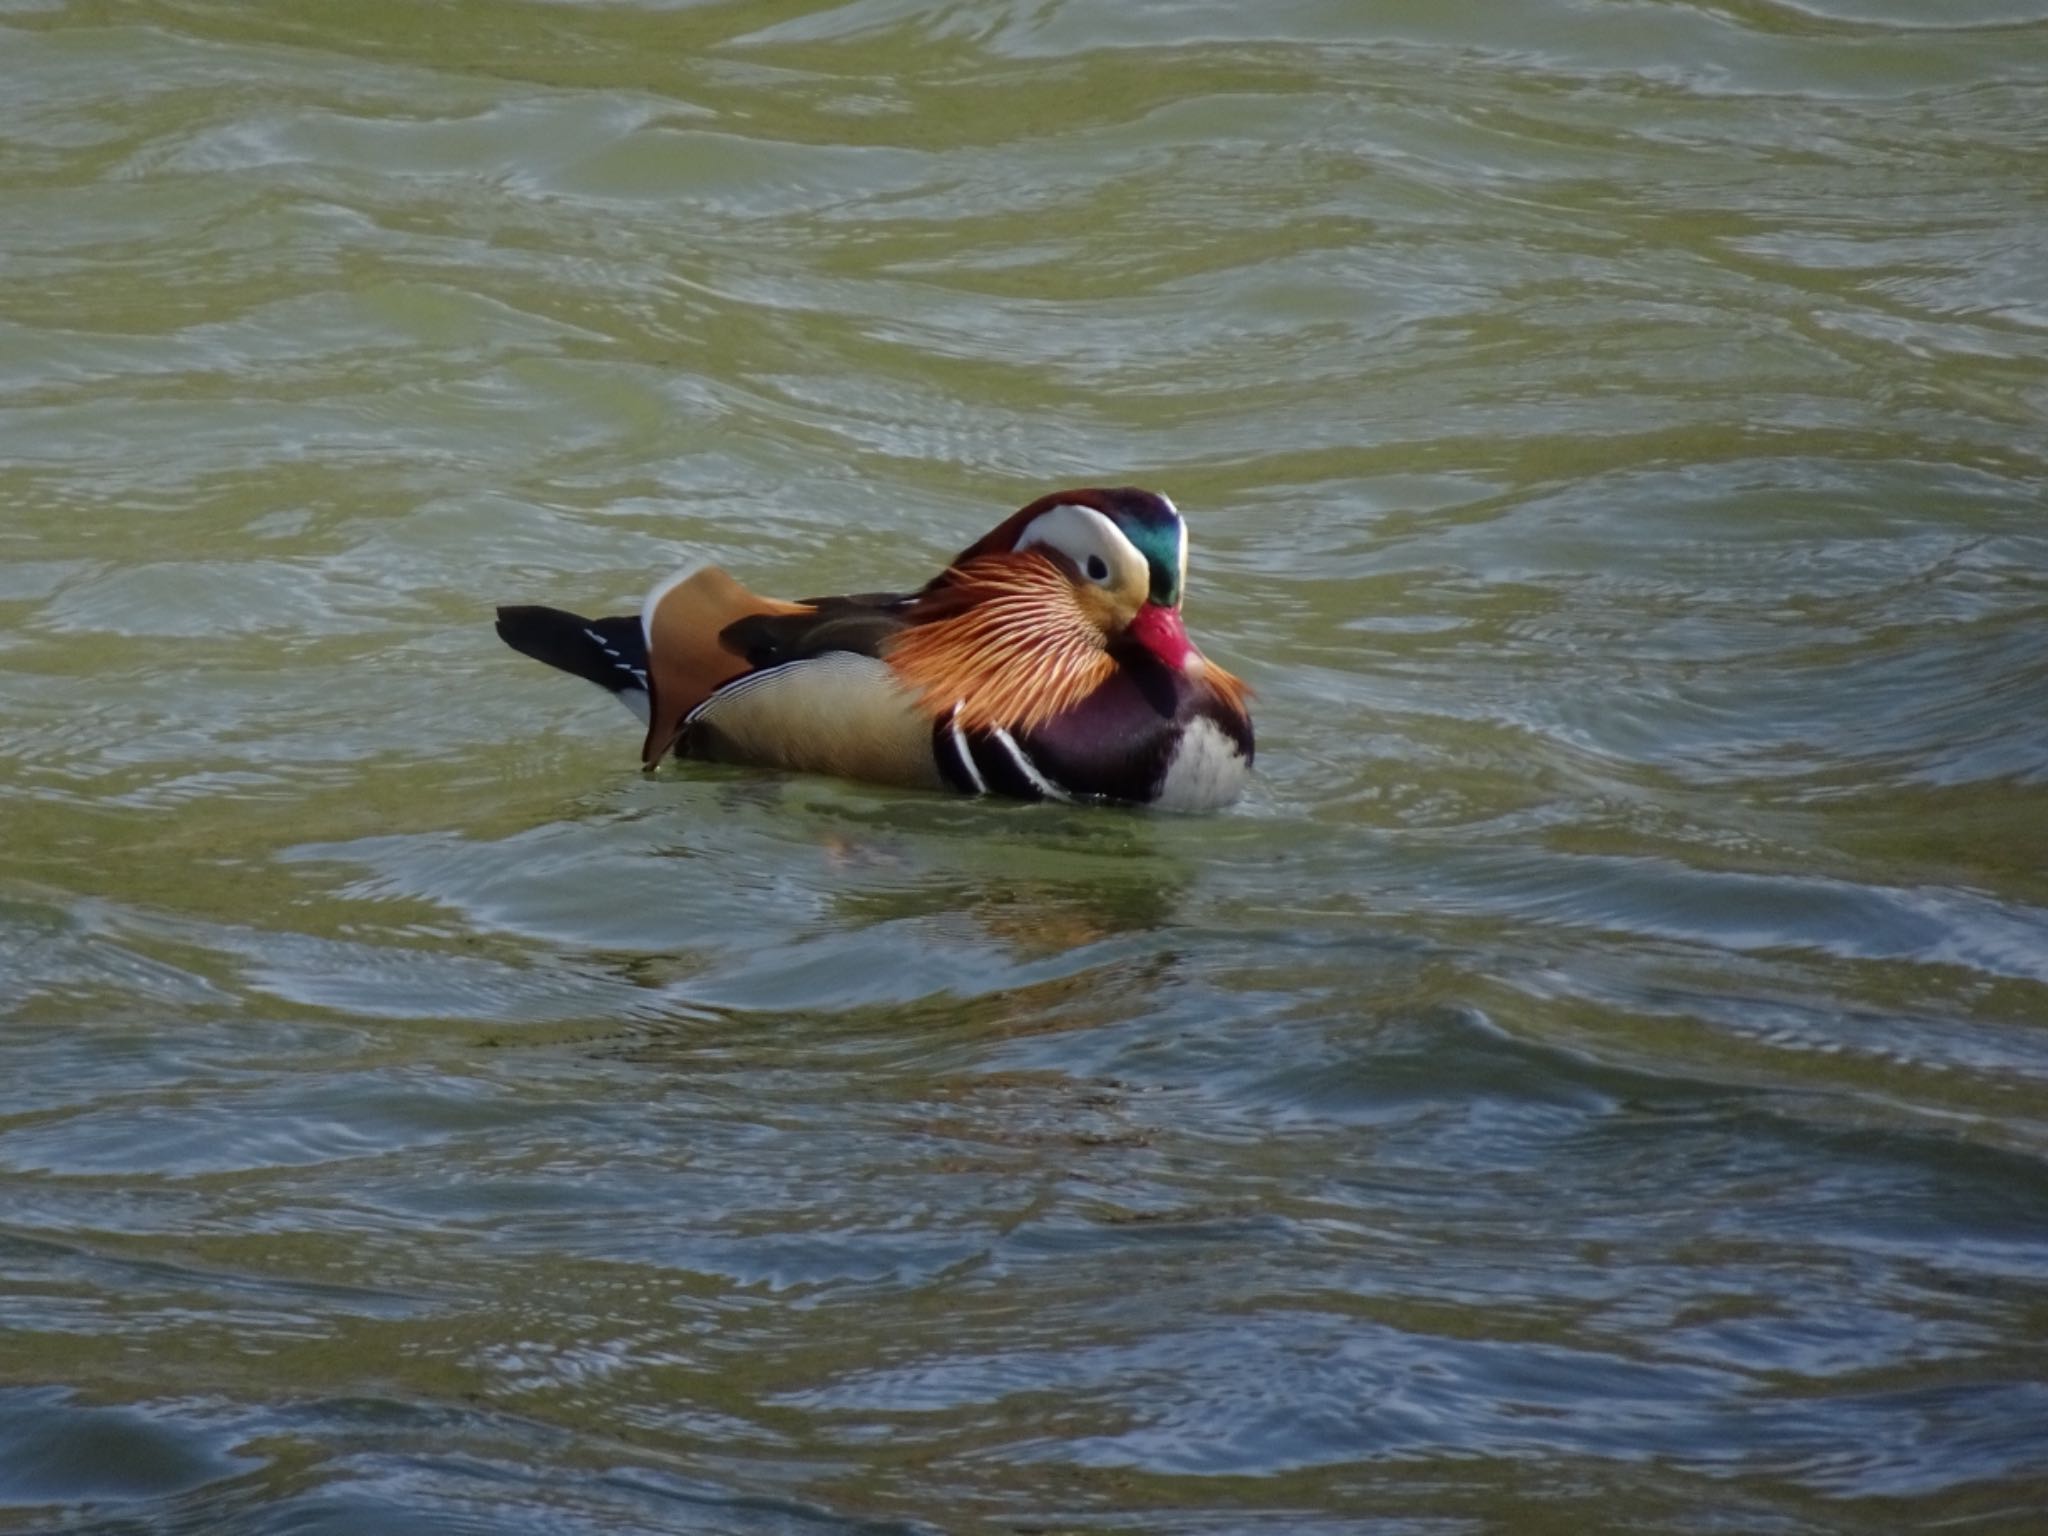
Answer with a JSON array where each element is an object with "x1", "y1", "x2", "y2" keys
[{"x1": 2, "y1": 1, "x2": 2047, "y2": 1531}]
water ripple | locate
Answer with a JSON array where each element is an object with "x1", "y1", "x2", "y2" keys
[{"x1": 4, "y1": 3, "x2": 2048, "y2": 1531}]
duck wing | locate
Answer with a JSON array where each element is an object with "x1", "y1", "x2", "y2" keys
[{"x1": 716, "y1": 592, "x2": 915, "y2": 669}]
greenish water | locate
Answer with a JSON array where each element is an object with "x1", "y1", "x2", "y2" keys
[{"x1": 4, "y1": 1, "x2": 2048, "y2": 1531}]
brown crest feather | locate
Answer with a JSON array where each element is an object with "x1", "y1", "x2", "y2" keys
[{"x1": 887, "y1": 552, "x2": 1117, "y2": 733}]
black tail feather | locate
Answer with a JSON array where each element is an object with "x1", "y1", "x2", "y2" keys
[{"x1": 495, "y1": 605, "x2": 649, "y2": 699}]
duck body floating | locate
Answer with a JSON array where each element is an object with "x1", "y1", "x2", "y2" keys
[{"x1": 496, "y1": 488, "x2": 1253, "y2": 810}]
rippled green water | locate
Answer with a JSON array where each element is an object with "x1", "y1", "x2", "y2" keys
[{"x1": 5, "y1": 2, "x2": 2048, "y2": 1531}]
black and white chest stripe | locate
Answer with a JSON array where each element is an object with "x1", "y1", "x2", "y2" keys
[{"x1": 938, "y1": 706, "x2": 1075, "y2": 803}]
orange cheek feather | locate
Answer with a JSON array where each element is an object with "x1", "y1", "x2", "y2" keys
[{"x1": 886, "y1": 552, "x2": 1117, "y2": 734}]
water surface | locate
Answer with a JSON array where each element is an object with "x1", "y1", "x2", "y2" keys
[{"x1": 4, "y1": 1, "x2": 2048, "y2": 1531}]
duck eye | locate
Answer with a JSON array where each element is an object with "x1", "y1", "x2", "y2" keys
[{"x1": 1085, "y1": 554, "x2": 1110, "y2": 582}]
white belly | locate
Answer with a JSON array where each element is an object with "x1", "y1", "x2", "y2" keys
[{"x1": 1152, "y1": 716, "x2": 1251, "y2": 811}]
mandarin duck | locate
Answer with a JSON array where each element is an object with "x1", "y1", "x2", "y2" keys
[{"x1": 495, "y1": 488, "x2": 1253, "y2": 809}]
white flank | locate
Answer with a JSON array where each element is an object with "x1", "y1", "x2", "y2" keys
[{"x1": 685, "y1": 652, "x2": 944, "y2": 791}]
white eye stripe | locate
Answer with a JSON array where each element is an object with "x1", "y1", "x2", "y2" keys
[{"x1": 1016, "y1": 503, "x2": 1148, "y2": 594}]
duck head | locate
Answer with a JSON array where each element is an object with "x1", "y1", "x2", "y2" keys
[{"x1": 889, "y1": 487, "x2": 1244, "y2": 733}]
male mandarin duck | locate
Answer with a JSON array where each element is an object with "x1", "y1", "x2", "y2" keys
[{"x1": 494, "y1": 487, "x2": 1253, "y2": 809}]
